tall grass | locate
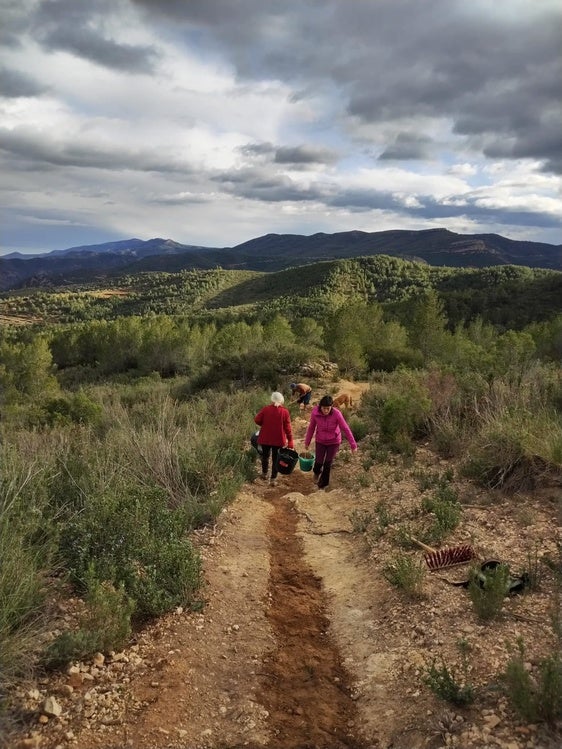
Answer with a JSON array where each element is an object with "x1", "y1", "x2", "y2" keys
[
  {"x1": 462, "y1": 404, "x2": 562, "y2": 491},
  {"x1": 0, "y1": 449, "x2": 58, "y2": 698},
  {"x1": 363, "y1": 365, "x2": 562, "y2": 491}
]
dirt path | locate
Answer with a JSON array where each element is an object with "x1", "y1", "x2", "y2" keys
[{"x1": 11, "y1": 380, "x2": 562, "y2": 749}]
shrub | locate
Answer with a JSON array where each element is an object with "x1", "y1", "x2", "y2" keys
[
  {"x1": 522, "y1": 543, "x2": 543, "y2": 592},
  {"x1": 347, "y1": 414, "x2": 369, "y2": 442},
  {"x1": 429, "y1": 412, "x2": 467, "y2": 458},
  {"x1": 503, "y1": 639, "x2": 562, "y2": 723},
  {"x1": 366, "y1": 346, "x2": 424, "y2": 372},
  {"x1": 414, "y1": 467, "x2": 454, "y2": 493},
  {"x1": 366, "y1": 501, "x2": 395, "y2": 542},
  {"x1": 40, "y1": 391, "x2": 103, "y2": 427},
  {"x1": 376, "y1": 373, "x2": 432, "y2": 453},
  {"x1": 423, "y1": 639, "x2": 475, "y2": 706},
  {"x1": 468, "y1": 562, "x2": 510, "y2": 620},
  {"x1": 348, "y1": 508, "x2": 373, "y2": 533},
  {"x1": 383, "y1": 553, "x2": 425, "y2": 598},
  {"x1": 58, "y1": 484, "x2": 202, "y2": 621},
  {"x1": 421, "y1": 485, "x2": 462, "y2": 543},
  {"x1": 44, "y1": 574, "x2": 135, "y2": 669}
]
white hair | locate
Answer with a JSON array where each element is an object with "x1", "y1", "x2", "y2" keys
[{"x1": 271, "y1": 391, "x2": 284, "y2": 406}]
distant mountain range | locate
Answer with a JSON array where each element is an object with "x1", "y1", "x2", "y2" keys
[{"x1": 1, "y1": 228, "x2": 561, "y2": 292}]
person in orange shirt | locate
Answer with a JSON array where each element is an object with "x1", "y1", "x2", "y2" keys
[
  {"x1": 289, "y1": 382, "x2": 312, "y2": 411},
  {"x1": 254, "y1": 392, "x2": 294, "y2": 487}
]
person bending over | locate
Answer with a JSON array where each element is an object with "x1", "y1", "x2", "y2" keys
[{"x1": 290, "y1": 382, "x2": 312, "y2": 411}]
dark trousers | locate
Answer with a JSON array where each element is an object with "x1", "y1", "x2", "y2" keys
[
  {"x1": 261, "y1": 445, "x2": 280, "y2": 479},
  {"x1": 313, "y1": 443, "x2": 340, "y2": 488}
]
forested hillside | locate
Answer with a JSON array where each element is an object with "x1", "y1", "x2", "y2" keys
[{"x1": 2, "y1": 255, "x2": 562, "y2": 331}]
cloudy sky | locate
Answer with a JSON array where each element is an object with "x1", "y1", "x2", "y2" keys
[{"x1": 1, "y1": 0, "x2": 561, "y2": 255}]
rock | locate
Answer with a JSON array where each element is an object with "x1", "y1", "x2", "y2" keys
[
  {"x1": 17, "y1": 738, "x2": 41, "y2": 749},
  {"x1": 92, "y1": 652, "x2": 105, "y2": 667},
  {"x1": 485, "y1": 713, "x2": 502, "y2": 729},
  {"x1": 67, "y1": 671, "x2": 83, "y2": 688},
  {"x1": 42, "y1": 695, "x2": 62, "y2": 717}
]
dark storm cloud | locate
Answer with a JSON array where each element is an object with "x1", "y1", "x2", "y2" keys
[
  {"x1": 481, "y1": 116, "x2": 562, "y2": 175},
  {"x1": 0, "y1": 129, "x2": 190, "y2": 173},
  {"x1": 239, "y1": 142, "x2": 276, "y2": 158},
  {"x1": 0, "y1": 0, "x2": 30, "y2": 48},
  {"x1": 32, "y1": 0, "x2": 159, "y2": 73},
  {"x1": 0, "y1": 67, "x2": 49, "y2": 98},
  {"x1": 131, "y1": 0, "x2": 562, "y2": 174}
]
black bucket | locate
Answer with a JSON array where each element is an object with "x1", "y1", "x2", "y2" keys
[
  {"x1": 276, "y1": 447, "x2": 299, "y2": 475},
  {"x1": 250, "y1": 430, "x2": 263, "y2": 455}
]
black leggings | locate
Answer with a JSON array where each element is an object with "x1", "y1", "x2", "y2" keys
[
  {"x1": 313, "y1": 443, "x2": 340, "y2": 488},
  {"x1": 261, "y1": 445, "x2": 280, "y2": 479}
]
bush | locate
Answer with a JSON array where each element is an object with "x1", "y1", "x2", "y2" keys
[
  {"x1": 44, "y1": 575, "x2": 135, "y2": 669},
  {"x1": 369, "y1": 371, "x2": 432, "y2": 452},
  {"x1": 468, "y1": 562, "x2": 510, "y2": 620},
  {"x1": 40, "y1": 391, "x2": 103, "y2": 427},
  {"x1": 503, "y1": 639, "x2": 562, "y2": 723},
  {"x1": 347, "y1": 414, "x2": 369, "y2": 442},
  {"x1": 366, "y1": 346, "x2": 424, "y2": 373},
  {"x1": 58, "y1": 484, "x2": 202, "y2": 621},
  {"x1": 383, "y1": 553, "x2": 425, "y2": 598},
  {"x1": 421, "y1": 485, "x2": 462, "y2": 543},
  {"x1": 423, "y1": 639, "x2": 475, "y2": 706}
]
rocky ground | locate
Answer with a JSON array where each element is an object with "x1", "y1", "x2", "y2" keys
[{"x1": 7, "y1": 380, "x2": 562, "y2": 749}]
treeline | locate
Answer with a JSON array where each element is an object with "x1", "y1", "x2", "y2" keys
[{"x1": 1, "y1": 293, "x2": 562, "y2": 422}]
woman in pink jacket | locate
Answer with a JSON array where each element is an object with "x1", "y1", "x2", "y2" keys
[{"x1": 304, "y1": 394, "x2": 357, "y2": 489}]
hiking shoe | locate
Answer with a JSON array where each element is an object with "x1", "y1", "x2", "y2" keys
[{"x1": 269, "y1": 479, "x2": 277, "y2": 487}]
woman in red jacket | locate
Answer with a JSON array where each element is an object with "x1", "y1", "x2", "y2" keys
[
  {"x1": 304, "y1": 394, "x2": 357, "y2": 489},
  {"x1": 254, "y1": 392, "x2": 294, "y2": 486}
]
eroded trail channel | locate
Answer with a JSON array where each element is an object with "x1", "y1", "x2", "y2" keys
[{"x1": 259, "y1": 491, "x2": 366, "y2": 749}]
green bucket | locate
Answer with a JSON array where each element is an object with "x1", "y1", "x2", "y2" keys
[{"x1": 298, "y1": 451, "x2": 315, "y2": 472}]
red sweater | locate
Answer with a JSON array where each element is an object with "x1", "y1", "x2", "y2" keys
[{"x1": 254, "y1": 404, "x2": 293, "y2": 448}]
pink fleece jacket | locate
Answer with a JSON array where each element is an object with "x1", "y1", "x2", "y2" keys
[{"x1": 304, "y1": 406, "x2": 357, "y2": 449}]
